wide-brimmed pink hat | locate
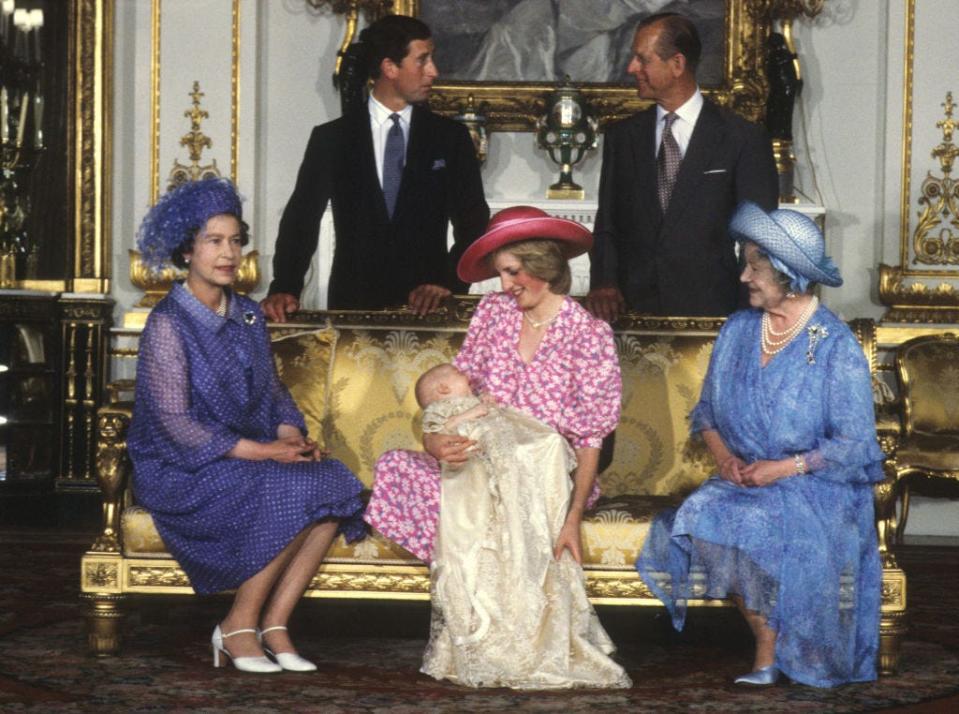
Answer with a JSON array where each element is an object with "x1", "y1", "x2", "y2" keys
[{"x1": 457, "y1": 206, "x2": 593, "y2": 283}]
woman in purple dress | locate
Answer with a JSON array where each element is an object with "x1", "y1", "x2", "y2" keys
[{"x1": 128, "y1": 179, "x2": 365, "y2": 674}]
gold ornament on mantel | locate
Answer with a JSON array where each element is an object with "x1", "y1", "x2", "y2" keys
[
  {"x1": 913, "y1": 92, "x2": 959, "y2": 266},
  {"x1": 168, "y1": 81, "x2": 220, "y2": 192}
]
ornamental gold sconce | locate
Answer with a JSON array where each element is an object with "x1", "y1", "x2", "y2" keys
[
  {"x1": 879, "y1": 91, "x2": 959, "y2": 323},
  {"x1": 913, "y1": 92, "x2": 959, "y2": 266},
  {"x1": 130, "y1": 249, "x2": 260, "y2": 308},
  {"x1": 131, "y1": 81, "x2": 259, "y2": 306},
  {"x1": 536, "y1": 79, "x2": 598, "y2": 200},
  {"x1": 765, "y1": 0, "x2": 825, "y2": 203}
]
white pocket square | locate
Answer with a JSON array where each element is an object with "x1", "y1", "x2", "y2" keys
[
  {"x1": 432, "y1": 159, "x2": 446, "y2": 170},
  {"x1": 703, "y1": 168, "x2": 727, "y2": 174}
]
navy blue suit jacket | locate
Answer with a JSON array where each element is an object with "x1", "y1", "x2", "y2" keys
[
  {"x1": 269, "y1": 105, "x2": 489, "y2": 310},
  {"x1": 591, "y1": 99, "x2": 778, "y2": 317}
]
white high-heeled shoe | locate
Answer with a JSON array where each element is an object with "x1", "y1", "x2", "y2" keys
[
  {"x1": 259, "y1": 625, "x2": 317, "y2": 672},
  {"x1": 212, "y1": 625, "x2": 282, "y2": 673}
]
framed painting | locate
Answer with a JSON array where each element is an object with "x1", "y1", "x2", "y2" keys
[{"x1": 387, "y1": 0, "x2": 773, "y2": 131}]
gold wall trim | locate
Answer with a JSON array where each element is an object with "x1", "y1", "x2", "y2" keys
[
  {"x1": 73, "y1": 0, "x2": 113, "y2": 292},
  {"x1": 898, "y1": 0, "x2": 915, "y2": 268},
  {"x1": 150, "y1": 0, "x2": 160, "y2": 204},
  {"x1": 231, "y1": 0, "x2": 239, "y2": 183},
  {"x1": 151, "y1": 0, "x2": 239, "y2": 200}
]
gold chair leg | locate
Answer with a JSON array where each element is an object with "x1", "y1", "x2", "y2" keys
[
  {"x1": 81, "y1": 593, "x2": 125, "y2": 656},
  {"x1": 878, "y1": 567, "x2": 908, "y2": 676},
  {"x1": 879, "y1": 608, "x2": 907, "y2": 675},
  {"x1": 895, "y1": 480, "x2": 910, "y2": 544}
]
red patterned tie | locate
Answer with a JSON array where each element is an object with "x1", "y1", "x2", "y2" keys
[{"x1": 657, "y1": 112, "x2": 681, "y2": 212}]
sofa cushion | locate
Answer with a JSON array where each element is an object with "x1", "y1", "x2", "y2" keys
[
  {"x1": 602, "y1": 332, "x2": 718, "y2": 497},
  {"x1": 271, "y1": 326, "x2": 338, "y2": 447},
  {"x1": 122, "y1": 505, "x2": 169, "y2": 557},
  {"x1": 121, "y1": 493, "x2": 681, "y2": 567}
]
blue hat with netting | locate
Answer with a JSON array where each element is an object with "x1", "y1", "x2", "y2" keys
[
  {"x1": 137, "y1": 178, "x2": 243, "y2": 269},
  {"x1": 729, "y1": 201, "x2": 842, "y2": 288}
]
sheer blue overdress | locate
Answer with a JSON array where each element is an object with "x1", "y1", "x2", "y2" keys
[
  {"x1": 636, "y1": 306, "x2": 884, "y2": 688},
  {"x1": 128, "y1": 283, "x2": 365, "y2": 594}
]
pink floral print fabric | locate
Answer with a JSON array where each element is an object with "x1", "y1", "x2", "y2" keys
[{"x1": 364, "y1": 292, "x2": 622, "y2": 562}]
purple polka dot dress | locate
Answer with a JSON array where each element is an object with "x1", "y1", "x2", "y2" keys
[{"x1": 128, "y1": 283, "x2": 365, "y2": 594}]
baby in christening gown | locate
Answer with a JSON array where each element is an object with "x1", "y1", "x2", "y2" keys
[{"x1": 415, "y1": 363, "x2": 630, "y2": 689}]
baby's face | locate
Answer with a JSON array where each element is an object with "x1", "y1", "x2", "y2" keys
[{"x1": 441, "y1": 367, "x2": 473, "y2": 398}]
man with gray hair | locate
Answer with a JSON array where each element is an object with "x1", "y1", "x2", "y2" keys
[{"x1": 588, "y1": 12, "x2": 778, "y2": 320}]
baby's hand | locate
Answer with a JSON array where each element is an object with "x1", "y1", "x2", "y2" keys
[{"x1": 480, "y1": 393, "x2": 498, "y2": 407}]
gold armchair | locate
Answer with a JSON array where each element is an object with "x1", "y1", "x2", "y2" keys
[{"x1": 885, "y1": 333, "x2": 959, "y2": 542}]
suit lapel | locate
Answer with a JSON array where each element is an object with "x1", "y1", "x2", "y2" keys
[
  {"x1": 662, "y1": 100, "x2": 725, "y2": 226},
  {"x1": 394, "y1": 105, "x2": 428, "y2": 221},
  {"x1": 351, "y1": 107, "x2": 390, "y2": 221},
  {"x1": 630, "y1": 108, "x2": 661, "y2": 222}
]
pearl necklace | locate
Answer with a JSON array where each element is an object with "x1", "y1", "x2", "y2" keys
[
  {"x1": 184, "y1": 281, "x2": 228, "y2": 317},
  {"x1": 761, "y1": 296, "x2": 818, "y2": 356},
  {"x1": 524, "y1": 305, "x2": 565, "y2": 329}
]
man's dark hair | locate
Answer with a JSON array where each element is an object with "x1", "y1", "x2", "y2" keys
[
  {"x1": 360, "y1": 15, "x2": 432, "y2": 80},
  {"x1": 637, "y1": 12, "x2": 702, "y2": 73}
]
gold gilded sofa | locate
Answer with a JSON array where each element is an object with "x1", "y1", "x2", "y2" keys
[{"x1": 80, "y1": 300, "x2": 906, "y2": 674}]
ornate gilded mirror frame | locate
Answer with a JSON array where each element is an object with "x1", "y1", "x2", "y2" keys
[
  {"x1": 329, "y1": 0, "x2": 778, "y2": 131},
  {"x1": 13, "y1": 0, "x2": 112, "y2": 293},
  {"x1": 72, "y1": 0, "x2": 113, "y2": 294}
]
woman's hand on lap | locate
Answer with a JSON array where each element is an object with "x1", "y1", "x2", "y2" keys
[
  {"x1": 740, "y1": 458, "x2": 792, "y2": 487},
  {"x1": 718, "y1": 455, "x2": 748, "y2": 485}
]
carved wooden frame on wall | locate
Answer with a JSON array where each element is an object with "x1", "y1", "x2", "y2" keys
[{"x1": 379, "y1": 0, "x2": 773, "y2": 131}]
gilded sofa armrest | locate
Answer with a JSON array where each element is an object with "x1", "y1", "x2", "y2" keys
[
  {"x1": 90, "y1": 402, "x2": 133, "y2": 553},
  {"x1": 873, "y1": 474, "x2": 900, "y2": 569}
]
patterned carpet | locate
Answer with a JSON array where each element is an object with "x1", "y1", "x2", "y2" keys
[{"x1": 1, "y1": 532, "x2": 958, "y2": 713}]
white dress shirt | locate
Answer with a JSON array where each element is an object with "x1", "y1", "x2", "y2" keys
[
  {"x1": 655, "y1": 87, "x2": 704, "y2": 158},
  {"x1": 369, "y1": 94, "x2": 412, "y2": 188}
]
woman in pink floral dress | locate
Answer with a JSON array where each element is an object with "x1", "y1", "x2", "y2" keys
[{"x1": 364, "y1": 207, "x2": 626, "y2": 687}]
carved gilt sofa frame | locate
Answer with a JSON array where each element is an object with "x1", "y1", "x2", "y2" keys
[{"x1": 81, "y1": 301, "x2": 907, "y2": 675}]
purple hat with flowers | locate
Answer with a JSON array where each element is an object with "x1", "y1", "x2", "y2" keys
[{"x1": 137, "y1": 178, "x2": 243, "y2": 269}]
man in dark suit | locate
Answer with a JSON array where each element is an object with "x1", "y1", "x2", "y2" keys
[
  {"x1": 587, "y1": 13, "x2": 778, "y2": 320},
  {"x1": 262, "y1": 15, "x2": 489, "y2": 320}
]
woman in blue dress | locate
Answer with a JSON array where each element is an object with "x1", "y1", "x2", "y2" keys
[
  {"x1": 636, "y1": 201, "x2": 884, "y2": 688},
  {"x1": 128, "y1": 178, "x2": 365, "y2": 674}
]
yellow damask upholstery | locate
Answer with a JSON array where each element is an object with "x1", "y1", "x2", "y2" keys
[
  {"x1": 271, "y1": 326, "x2": 338, "y2": 447},
  {"x1": 887, "y1": 332, "x2": 959, "y2": 541},
  {"x1": 121, "y1": 506, "x2": 168, "y2": 557}
]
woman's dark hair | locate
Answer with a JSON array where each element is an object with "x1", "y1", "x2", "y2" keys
[
  {"x1": 490, "y1": 239, "x2": 572, "y2": 296},
  {"x1": 360, "y1": 15, "x2": 432, "y2": 80},
  {"x1": 171, "y1": 215, "x2": 250, "y2": 269},
  {"x1": 637, "y1": 12, "x2": 702, "y2": 73}
]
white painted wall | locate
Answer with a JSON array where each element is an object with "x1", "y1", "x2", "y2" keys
[{"x1": 109, "y1": 0, "x2": 957, "y2": 537}]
